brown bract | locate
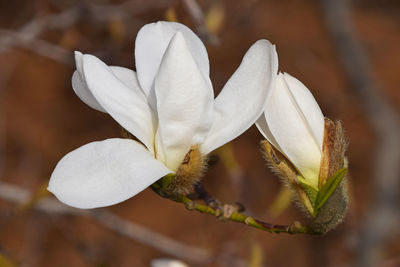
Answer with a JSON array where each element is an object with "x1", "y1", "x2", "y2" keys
[{"x1": 318, "y1": 118, "x2": 347, "y2": 187}]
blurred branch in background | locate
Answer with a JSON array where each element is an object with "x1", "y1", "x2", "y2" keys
[
  {"x1": 0, "y1": 7, "x2": 81, "y2": 60},
  {"x1": 321, "y1": 0, "x2": 400, "y2": 266},
  {"x1": 0, "y1": 28, "x2": 72, "y2": 64},
  {"x1": 0, "y1": 0, "x2": 174, "y2": 64},
  {"x1": 86, "y1": 0, "x2": 173, "y2": 22},
  {"x1": 0, "y1": 181, "x2": 251, "y2": 266},
  {"x1": 181, "y1": 0, "x2": 220, "y2": 45},
  {"x1": 0, "y1": 181, "x2": 211, "y2": 265}
]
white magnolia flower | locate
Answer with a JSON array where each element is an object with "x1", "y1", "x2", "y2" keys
[
  {"x1": 48, "y1": 21, "x2": 278, "y2": 209},
  {"x1": 256, "y1": 72, "x2": 324, "y2": 188}
]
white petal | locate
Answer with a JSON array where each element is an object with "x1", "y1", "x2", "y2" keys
[
  {"x1": 264, "y1": 73, "x2": 324, "y2": 186},
  {"x1": 72, "y1": 51, "x2": 105, "y2": 112},
  {"x1": 154, "y1": 31, "x2": 214, "y2": 170},
  {"x1": 255, "y1": 113, "x2": 282, "y2": 151},
  {"x1": 135, "y1": 21, "x2": 211, "y2": 108},
  {"x1": 283, "y1": 73, "x2": 324, "y2": 150},
  {"x1": 201, "y1": 40, "x2": 278, "y2": 154},
  {"x1": 48, "y1": 139, "x2": 172, "y2": 209},
  {"x1": 81, "y1": 54, "x2": 155, "y2": 153},
  {"x1": 109, "y1": 66, "x2": 147, "y2": 96},
  {"x1": 72, "y1": 52, "x2": 152, "y2": 114}
]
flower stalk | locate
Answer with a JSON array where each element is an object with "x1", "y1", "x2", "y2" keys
[{"x1": 151, "y1": 180, "x2": 312, "y2": 235}]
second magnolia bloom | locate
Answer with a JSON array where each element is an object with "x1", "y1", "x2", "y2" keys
[
  {"x1": 257, "y1": 73, "x2": 324, "y2": 189},
  {"x1": 257, "y1": 73, "x2": 324, "y2": 187},
  {"x1": 257, "y1": 72, "x2": 348, "y2": 233}
]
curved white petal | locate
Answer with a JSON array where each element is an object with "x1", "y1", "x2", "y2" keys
[
  {"x1": 81, "y1": 54, "x2": 155, "y2": 153},
  {"x1": 283, "y1": 73, "x2": 324, "y2": 149},
  {"x1": 255, "y1": 114, "x2": 281, "y2": 152},
  {"x1": 201, "y1": 40, "x2": 278, "y2": 154},
  {"x1": 110, "y1": 66, "x2": 147, "y2": 96},
  {"x1": 48, "y1": 139, "x2": 172, "y2": 209},
  {"x1": 135, "y1": 21, "x2": 210, "y2": 108},
  {"x1": 72, "y1": 52, "x2": 153, "y2": 115},
  {"x1": 72, "y1": 51, "x2": 105, "y2": 112},
  {"x1": 154, "y1": 31, "x2": 214, "y2": 171},
  {"x1": 264, "y1": 73, "x2": 324, "y2": 186}
]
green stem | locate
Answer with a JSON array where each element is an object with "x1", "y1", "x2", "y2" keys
[
  {"x1": 151, "y1": 180, "x2": 316, "y2": 237},
  {"x1": 151, "y1": 182, "x2": 313, "y2": 234},
  {"x1": 176, "y1": 195, "x2": 308, "y2": 234}
]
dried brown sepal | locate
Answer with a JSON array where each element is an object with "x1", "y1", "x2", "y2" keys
[
  {"x1": 165, "y1": 145, "x2": 208, "y2": 195},
  {"x1": 260, "y1": 140, "x2": 314, "y2": 216},
  {"x1": 318, "y1": 118, "x2": 347, "y2": 188},
  {"x1": 260, "y1": 140, "x2": 297, "y2": 183}
]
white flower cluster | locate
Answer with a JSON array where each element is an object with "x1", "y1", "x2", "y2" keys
[{"x1": 48, "y1": 21, "x2": 324, "y2": 209}]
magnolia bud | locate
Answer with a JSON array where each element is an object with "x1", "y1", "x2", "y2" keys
[
  {"x1": 261, "y1": 118, "x2": 349, "y2": 234},
  {"x1": 256, "y1": 73, "x2": 349, "y2": 234}
]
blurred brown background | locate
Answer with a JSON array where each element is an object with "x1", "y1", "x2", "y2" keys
[{"x1": 1, "y1": 0, "x2": 400, "y2": 266}]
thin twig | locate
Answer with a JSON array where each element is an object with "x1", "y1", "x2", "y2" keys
[
  {"x1": 87, "y1": 0, "x2": 173, "y2": 22},
  {"x1": 0, "y1": 6, "x2": 82, "y2": 55},
  {"x1": 0, "y1": 29, "x2": 72, "y2": 64},
  {"x1": 181, "y1": 0, "x2": 219, "y2": 45},
  {"x1": 0, "y1": 0, "x2": 174, "y2": 60},
  {"x1": 178, "y1": 195, "x2": 307, "y2": 234},
  {"x1": 152, "y1": 183, "x2": 310, "y2": 235},
  {"x1": 321, "y1": 0, "x2": 400, "y2": 266}
]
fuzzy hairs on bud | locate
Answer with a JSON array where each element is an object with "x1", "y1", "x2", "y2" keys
[
  {"x1": 260, "y1": 140, "x2": 315, "y2": 216},
  {"x1": 165, "y1": 145, "x2": 208, "y2": 196}
]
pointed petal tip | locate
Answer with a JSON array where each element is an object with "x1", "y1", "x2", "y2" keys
[
  {"x1": 256, "y1": 39, "x2": 273, "y2": 46},
  {"x1": 135, "y1": 21, "x2": 210, "y2": 101},
  {"x1": 169, "y1": 30, "x2": 186, "y2": 46},
  {"x1": 74, "y1": 51, "x2": 83, "y2": 65},
  {"x1": 81, "y1": 53, "x2": 94, "y2": 62},
  {"x1": 254, "y1": 39, "x2": 277, "y2": 51}
]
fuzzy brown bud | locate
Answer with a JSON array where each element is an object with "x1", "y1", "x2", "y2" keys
[{"x1": 164, "y1": 145, "x2": 208, "y2": 196}]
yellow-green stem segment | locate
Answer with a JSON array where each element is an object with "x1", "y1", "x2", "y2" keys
[{"x1": 152, "y1": 181, "x2": 314, "y2": 235}]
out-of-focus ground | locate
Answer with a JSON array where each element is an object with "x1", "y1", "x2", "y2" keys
[{"x1": 0, "y1": 0, "x2": 400, "y2": 266}]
